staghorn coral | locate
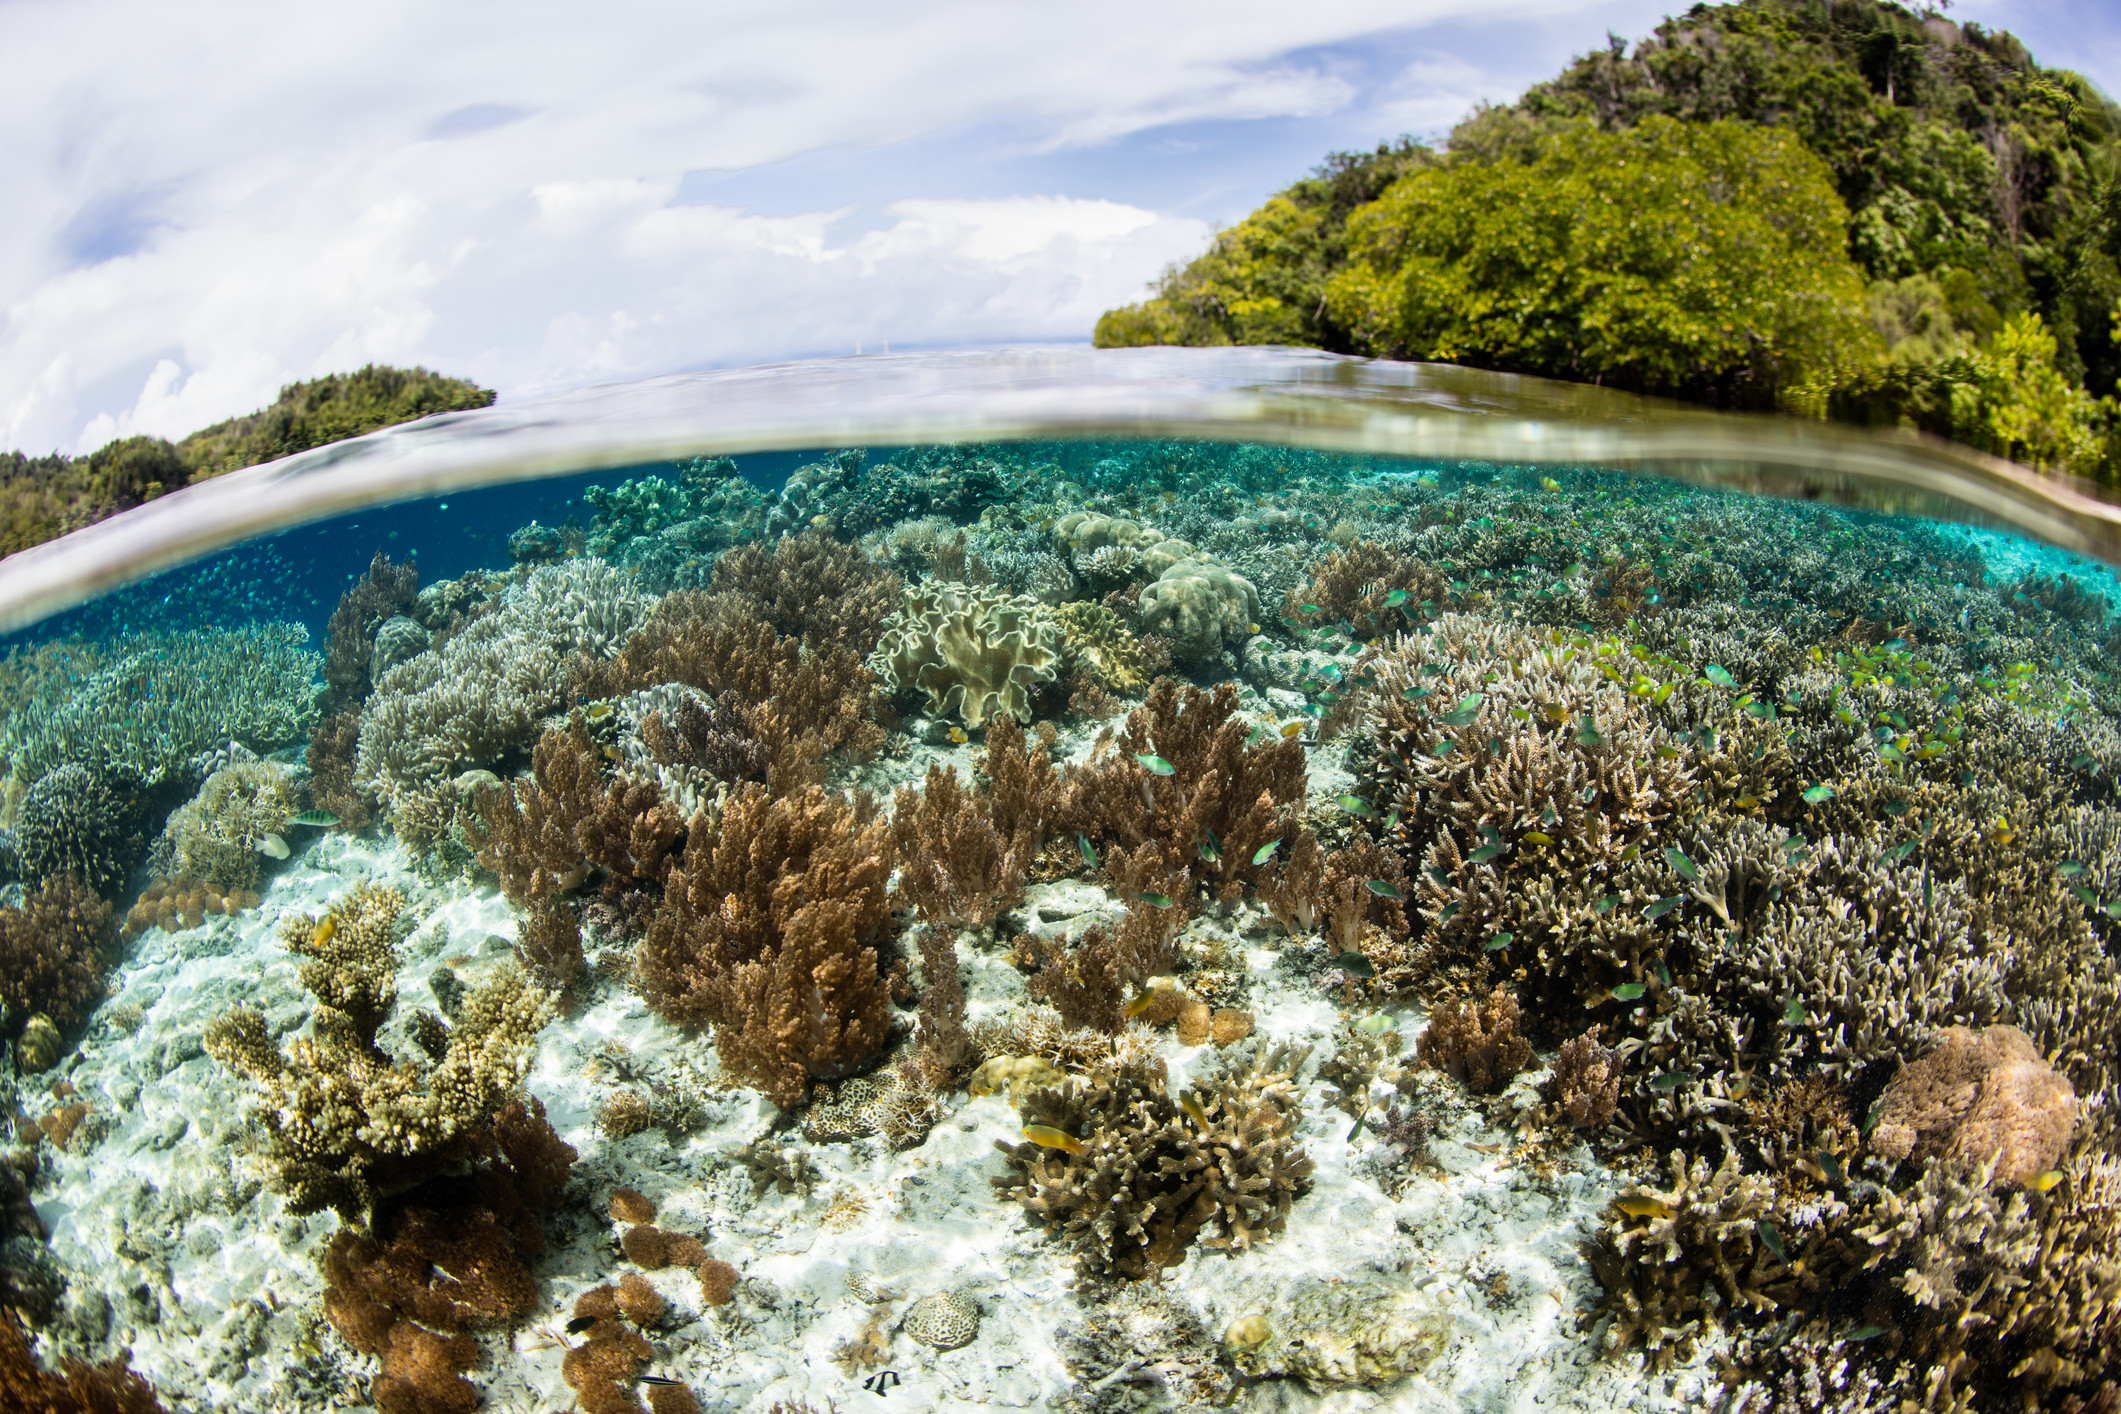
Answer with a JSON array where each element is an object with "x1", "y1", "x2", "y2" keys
[
  {"x1": 159, "y1": 760, "x2": 299, "y2": 892},
  {"x1": 1415, "y1": 986, "x2": 1533, "y2": 1094},
  {"x1": 0, "y1": 877, "x2": 115, "y2": 1035},
  {"x1": 1867, "y1": 1024, "x2": 2077, "y2": 1186},
  {"x1": 632, "y1": 785, "x2": 894, "y2": 1106},
  {"x1": 867, "y1": 581, "x2": 1062, "y2": 728},
  {"x1": 204, "y1": 883, "x2": 557, "y2": 1220},
  {"x1": 992, "y1": 1047, "x2": 1314, "y2": 1278}
]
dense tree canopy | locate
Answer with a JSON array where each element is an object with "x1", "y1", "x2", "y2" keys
[{"x1": 1097, "y1": 0, "x2": 2121, "y2": 482}]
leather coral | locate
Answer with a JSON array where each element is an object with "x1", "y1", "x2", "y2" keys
[{"x1": 633, "y1": 785, "x2": 896, "y2": 1106}]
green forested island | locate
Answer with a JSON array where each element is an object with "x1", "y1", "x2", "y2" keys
[
  {"x1": 0, "y1": 365, "x2": 494, "y2": 555},
  {"x1": 1097, "y1": 0, "x2": 2121, "y2": 484}
]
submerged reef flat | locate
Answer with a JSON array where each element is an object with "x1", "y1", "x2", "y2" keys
[{"x1": 0, "y1": 441, "x2": 2118, "y2": 1414}]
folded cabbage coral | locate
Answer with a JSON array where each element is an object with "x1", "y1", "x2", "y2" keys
[{"x1": 868, "y1": 581, "x2": 1061, "y2": 727}]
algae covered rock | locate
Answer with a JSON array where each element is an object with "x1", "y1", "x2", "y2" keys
[
  {"x1": 868, "y1": 582, "x2": 1062, "y2": 727},
  {"x1": 1223, "y1": 1271, "x2": 1453, "y2": 1387},
  {"x1": 1138, "y1": 558, "x2": 1259, "y2": 663}
]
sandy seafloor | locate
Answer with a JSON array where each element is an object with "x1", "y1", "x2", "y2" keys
[{"x1": 33, "y1": 685, "x2": 1729, "y2": 1414}]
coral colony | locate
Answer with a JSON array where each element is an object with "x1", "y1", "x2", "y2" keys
[{"x1": 0, "y1": 439, "x2": 2117, "y2": 1413}]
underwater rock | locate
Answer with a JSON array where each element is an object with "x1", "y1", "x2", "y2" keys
[
  {"x1": 1223, "y1": 1271, "x2": 1454, "y2": 1388},
  {"x1": 1868, "y1": 1024, "x2": 2076, "y2": 1186},
  {"x1": 902, "y1": 1290, "x2": 980, "y2": 1350},
  {"x1": 1138, "y1": 558, "x2": 1259, "y2": 664}
]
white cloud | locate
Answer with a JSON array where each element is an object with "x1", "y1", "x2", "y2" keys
[{"x1": 10, "y1": 0, "x2": 1993, "y2": 455}]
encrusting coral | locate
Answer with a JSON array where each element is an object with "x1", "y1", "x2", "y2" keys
[
  {"x1": 204, "y1": 883, "x2": 557, "y2": 1220},
  {"x1": 867, "y1": 581, "x2": 1063, "y2": 728},
  {"x1": 992, "y1": 1046, "x2": 1314, "y2": 1279},
  {"x1": 1867, "y1": 1024, "x2": 2077, "y2": 1186},
  {"x1": 632, "y1": 786, "x2": 895, "y2": 1106}
]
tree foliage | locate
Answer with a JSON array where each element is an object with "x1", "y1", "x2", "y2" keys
[
  {"x1": 1096, "y1": 0, "x2": 2121, "y2": 482},
  {"x1": 0, "y1": 365, "x2": 494, "y2": 555},
  {"x1": 1323, "y1": 117, "x2": 1877, "y2": 405}
]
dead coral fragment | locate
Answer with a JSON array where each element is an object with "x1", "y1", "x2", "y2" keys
[
  {"x1": 1868, "y1": 1024, "x2": 2076, "y2": 1187},
  {"x1": 1416, "y1": 987, "x2": 1533, "y2": 1094},
  {"x1": 992, "y1": 1048, "x2": 1314, "y2": 1278}
]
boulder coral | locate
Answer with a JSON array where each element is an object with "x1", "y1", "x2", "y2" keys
[
  {"x1": 1868, "y1": 1024, "x2": 2077, "y2": 1186},
  {"x1": 1137, "y1": 558, "x2": 1260, "y2": 664}
]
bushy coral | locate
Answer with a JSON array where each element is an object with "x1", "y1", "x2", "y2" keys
[
  {"x1": 10, "y1": 763, "x2": 140, "y2": 897},
  {"x1": 992, "y1": 1047, "x2": 1314, "y2": 1278},
  {"x1": 159, "y1": 760, "x2": 299, "y2": 891},
  {"x1": 0, "y1": 876, "x2": 115, "y2": 1034},
  {"x1": 632, "y1": 785, "x2": 895, "y2": 1106},
  {"x1": 703, "y1": 529, "x2": 902, "y2": 658},
  {"x1": 1867, "y1": 1024, "x2": 2076, "y2": 1186},
  {"x1": 868, "y1": 582, "x2": 1062, "y2": 728}
]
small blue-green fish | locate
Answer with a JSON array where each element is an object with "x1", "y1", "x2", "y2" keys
[
  {"x1": 1644, "y1": 896, "x2": 1683, "y2": 920},
  {"x1": 1078, "y1": 834, "x2": 1098, "y2": 868},
  {"x1": 1365, "y1": 879, "x2": 1403, "y2": 899},
  {"x1": 1783, "y1": 997, "x2": 1806, "y2": 1026},
  {"x1": 1611, "y1": 982, "x2": 1649, "y2": 1002},
  {"x1": 286, "y1": 809, "x2": 339, "y2": 827},
  {"x1": 1426, "y1": 866, "x2": 1451, "y2": 887},
  {"x1": 1845, "y1": 1325, "x2": 1886, "y2": 1343},
  {"x1": 2071, "y1": 752, "x2": 2095, "y2": 769},
  {"x1": 1339, "y1": 794, "x2": 1377, "y2": 819},
  {"x1": 1383, "y1": 589, "x2": 1410, "y2": 608},
  {"x1": 1252, "y1": 839, "x2": 1281, "y2": 866},
  {"x1": 1884, "y1": 840, "x2": 1919, "y2": 862},
  {"x1": 1438, "y1": 902, "x2": 1459, "y2": 922},
  {"x1": 1816, "y1": 1149, "x2": 1846, "y2": 1184},
  {"x1": 1576, "y1": 717, "x2": 1606, "y2": 747},
  {"x1": 2059, "y1": 860, "x2": 2086, "y2": 875},
  {"x1": 1299, "y1": 603, "x2": 1322, "y2": 614},
  {"x1": 1651, "y1": 1070, "x2": 1695, "y2": 1091},
  {"x1": 1443, "y1": 693, "x2": 1485, "y2": 727},
  {"x1": 1654, "y1": 956, "x2": 1673, "y2": 988},
  {"x1": 1138, "y1": 892, "x2": 1175, "y2": 909},
  {"x1": 1704, "y1": 664, "x2": 1738, "y2": 688},
  {"x1": 1801, "y1": 784, "x2": 1837, "y2": 804},
  {"x1": 1354, "y1": 1013, "x2": 1397, "y2": 1033},
  {"x1": 1469, "y1": 843, "x2": 1505, "y2": 863},
  {"x1": 1136, "y1": 753, "x2": 1176, "y2": 776},
  {"x1": 1663, "y1": 848, "x2": 1698, "y2": 881},
  {"x1": 1402, "y1": 685, "x2": 1431, "y2": 701},
  {"x1": 1756, "y1": 1219, "x2": 1787, "y2": 1262},
  {"x1": 1485, "y1": 932, "x2": 1514, "y2": 952},
  {"x1": 1335, "y1": 951, "x2": 1376, "y2": 978},
  {"x1": 1594, "y1": 894, "x2": 1620, "y2": 913},
  {"x1": 1246, "y1": 724, "x2": 1272, "y2": 747}
]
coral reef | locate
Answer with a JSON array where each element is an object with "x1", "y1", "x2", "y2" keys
[
  {"x1": 632, "y1": 786, "x2": 895, "y2": 1106},
  {"x1": 0, "y1": 1307, "x2": 165, "y2": 1413},
  {"x1": 1416, "y1": 986, "x2": 1534, "y2": 1094},
  {"x1": 702, "y1": 530, "x2": 902, "y2": 658},
  {"x1": 1867, "y1": 1024, "x2": 2077, "y2": 1185},
  {"x1": 12, "y1": 763, "x2": 142, "y2": 897},
  {"x1": 1541, "y1": 1026, "x2": 1622, "y2": 1131},
  {"x1": 992, "y1": 1047, "x2": 1314, "y2": 1278},
  {"x1": 320, "y1": 552, "x2": 420, "y2": 718},
  {"x1": 1052, "y1": 602, "x2": 1149, "y2": 694},
  {"x1": 204, "y1": 883, "x2": 557, "y2": 1220},
  {"x1": 1223, "y1": 1271, "x2": 1454, "y2": 1388},
  {"x1": 901, "y1": 1292, "x2": 979, "y2": 1350},
  {"x1": 867, "y1": 582, "x2": 1062, "y2": 728}
]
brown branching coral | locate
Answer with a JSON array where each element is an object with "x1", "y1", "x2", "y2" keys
[
  {"x1": 639, "y1": 691, "x2": 767, "y2": 787},
  {"x1": 307, "y1": 710, "x2": 372, "y2": 830},
  {"x1": 0, "y1": 1306, "x2": 166, "y2": 1413},
  {"x1": 992, "y1": 1048, "x2": 1315, "y2": 1278},
  {"x1": 890, "y1": 763, "x2": 1032, "y2": 929},
  {"x1": 632, "y1": 785, "x2": 894, "y2": 1106},
  {"x1": 1287, "y1": 539, "x2": 1446, "y2": 640},
  {"x1": 320, "y1": 550, "x2": 419, "y2": 718},
  {"x1": 912, "y1": 925, "x2": 969, "y2": 1087},
  {"x1": 1059, "y1": 678, "x2": 1307, "y2": 903},
  {"x1": 1415, "y1": 987, "x2": 1533, "y2": 1094},
  {"x1": 0, "y1": 876, "x2": 114, "y2": 1033},
  {"x1": 204, "y1": 883, "x2": 557, "y2": 1220},
  {"x1": 705, "y1": 528, "x2": 902, "y2": 658},
  {"x1": 1027, "y1": 926, "x2": 1128, "y2": 1035},
  {"x1": 1542, "y1": 1026, "x2": 1622, "y2": 1131},
  {"x1": 1319, "y1": 836, "x2": 1410, "y2": 957},
  {"x1": 591, "y1": 601, "x2": 885, "y2": 793}
]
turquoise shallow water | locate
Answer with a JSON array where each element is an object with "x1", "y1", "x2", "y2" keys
[{"x1": 0, "y1": 353, "x2": 2116, "y2": 1413}]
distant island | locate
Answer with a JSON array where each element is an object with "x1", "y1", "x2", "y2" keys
[
  {"x1": 1097, "y1": 0, "x2": 2121, "y2": 487},
  {"x1": 0, "y1": 364, "x2": 494, "y2": 555}
]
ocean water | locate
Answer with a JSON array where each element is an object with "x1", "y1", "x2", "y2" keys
[{"x1": 0, "y1": 350, "x2": 2116, "y2": 1414}]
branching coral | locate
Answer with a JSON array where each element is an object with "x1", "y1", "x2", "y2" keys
[
  {"x1": 1541, "y1": 1026, "x2": 1622, "y2": 1131},
  {"x1": 868, "y1": 581, "x2": 1062, "y2": 727},
  {"x1": 12, "y1": 763, "x2": 142, "y2": 897},
  {"x1": 0, "y1": 876, "x2": 115, "y2": 1034},
  {"x1": 321, "y1": 551, "x2": 420, "y2": 718},
  {"x1": 1059, "y1": 678, "x2": 1308, "y2": 904},
  {"x1": 992, "y1": 1047, "x2": 1314, "y2": 1278},
  {"x1": 0, "y1": 1306, "x2": 165, "y2": 1413},
  {"x1": 632, "y1": 786, "x2": 894, "y2": 1106},
  {"x1": 1287, "y1": 539, "x2": 1447, "y2": 640},
  {"x1": 204, "y1": 883, "x2": 556, "y2": 1220},
  {"x1": 703, "y1": 529, "x2": 902, "y2": 658},
  {"x1": 1415, "y1": 986, "x2": 1533, "y2": 1093},
  {"x1": 160, "y1": 760, "x2": 299, "y2": 892}
]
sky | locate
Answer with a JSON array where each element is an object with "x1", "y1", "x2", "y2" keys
[{"x1": 3, "y1": 0, "x2": 2116, "y2": 457}]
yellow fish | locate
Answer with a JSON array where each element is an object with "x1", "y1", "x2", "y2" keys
[
  {"x1": 1541, "y1": 476, "x2": 1563, "y2": 493},
  {"x1": 1022, "y1": 1125, "x2": 1083, "y2": 1154},
  {"x1": 949, "y1": 727, "x2": 969, "y2": 744},
  {"x1": 311, "y1": 916, "x2": 337, "y2": 948},
  {"x1": 1280, "y1": 722, "x2": 1304, "y2": 739},
  {"x1": 2029, "y1": 1169, "x2": 2067, "y2": 1192},
  {"x1": 1613, "y1": 1196, "x2": 1671, "y2": 1220},
  {"x1": 1123, "y1": 987, "x2": 1160, "y2": 1019},
  {"x1": 1180, "y1": 1093, "x2": 1210, "y2": 1128}
]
